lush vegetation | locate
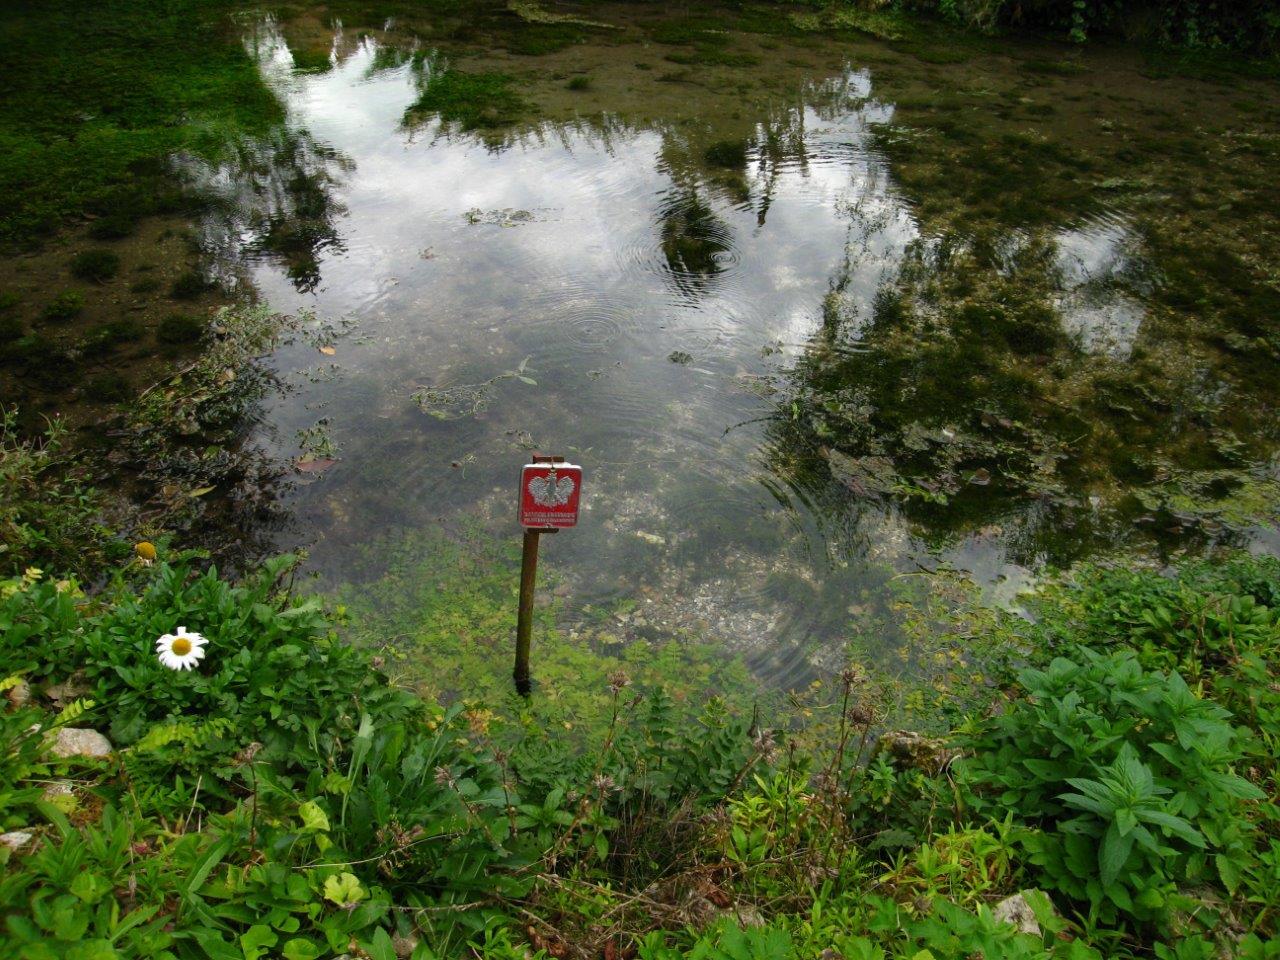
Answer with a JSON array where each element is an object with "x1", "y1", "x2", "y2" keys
[
  {"x1": 2, "y1": 0, "x2": 1278, "y2": 958},
  {"x1": 1, "y1": 538, "x2": 1275, "y2": 958}
]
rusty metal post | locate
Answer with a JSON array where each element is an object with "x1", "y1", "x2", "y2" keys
[
  {"x1": 513, "y1": 453, "x2": 564, "y2": 697},
  {"x1": 514, "y1": 528, "x2": 540, "y2": 697}
]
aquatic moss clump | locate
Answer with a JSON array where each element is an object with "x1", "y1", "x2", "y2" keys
[
  {"x1": 704, "y1": 139, "x2": 749, "y2": 169},
  {"x1": 405, "y1": 69, "x2": 527, "y2": 131},
  {"x1": 332, "y1": 524, "x2": 756, "y2": 715},
  {"x1": 81, "y1": 318, "x2": 144, "y2": 353},
  {"x1": 168, "y1": 270, "x2": 209, "y2": 300},
  {"x1": 0, "y1": 0, "x2": 282, "y2": 245},
  {"x1": 156, "y1": 313, "x2": 205, "y2": 345},
  {"x1": 39, "y1": 291, "x2": 85, "y2": 323},
  {"x1": 505, "y1": 22, "x2": 587, "y2": 56},
  {"x1": 70, "y1": 250, "x2": 120, "y2": 283},
  {"x1": 290, "y1": 48, "x2": 333, "y2": 74},
  {"x1": 83, "y1": 371, "x2": 132, "y2": 402}
]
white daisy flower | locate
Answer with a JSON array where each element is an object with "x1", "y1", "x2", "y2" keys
[{"x1": 155, "y1": 626, "x2": 208, "y2": 671}]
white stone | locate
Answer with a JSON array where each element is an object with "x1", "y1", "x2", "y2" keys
[
  {"x1": 0, "y1": 831, "x2": 34, "y2": 852},
  {"x1": 993, "y1": 892, "x2": 1041, "y2": 936},
  {"x1": 51, "y1": 728, "x2": 113, "y2": 758}
]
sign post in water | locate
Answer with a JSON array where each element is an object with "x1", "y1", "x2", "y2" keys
[{"x1": 514, "y1": 456, "x2": 583, "y2": 696}]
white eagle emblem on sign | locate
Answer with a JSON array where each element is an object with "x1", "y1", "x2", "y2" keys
[{"x1": 528, "y1": 470, "x2": 575, "y2": 508}]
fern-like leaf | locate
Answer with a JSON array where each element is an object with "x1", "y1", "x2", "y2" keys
[{"x1": 53, "y1": 697, "x2": 95, "y2": 726}]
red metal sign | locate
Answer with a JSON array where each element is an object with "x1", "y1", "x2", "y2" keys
[{"x1": 519, "y1": 462, "x2": 583, "y2": 529}]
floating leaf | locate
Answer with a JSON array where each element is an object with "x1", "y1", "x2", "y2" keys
[{"x1": 188, "y1": 485, "x2": 216, "y2": 497}]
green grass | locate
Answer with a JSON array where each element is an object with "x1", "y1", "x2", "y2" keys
[{"x1": 0, "y1": 0, "x2": 281, "y2": 246}]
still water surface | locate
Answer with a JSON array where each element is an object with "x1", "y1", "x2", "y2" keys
[{"x1": 201, "y1": 15, "x2": 1278, "y2": 686}]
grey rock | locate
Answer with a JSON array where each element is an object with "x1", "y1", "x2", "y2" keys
[
  {"x1": 44, "y1": 675, "x2": 89, "y2": 705},
  {"x1": 51, "y1": 727, "x2": 113, "y2": 758}
]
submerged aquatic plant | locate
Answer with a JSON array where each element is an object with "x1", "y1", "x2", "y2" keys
[
  {"x1": 69, "y1": 250, "x2": 121, "y2": 283},
  {"x1": 404, "y1": 67, "x2": 527, "y2": 132}
]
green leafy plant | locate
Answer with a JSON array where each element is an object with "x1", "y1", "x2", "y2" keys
[
  {"x1": 0, "y1": 410, "x2": 123, "y2": 578},
  {"x1": 959, "y1": 647, "x2": 1265, "y2": 925}
]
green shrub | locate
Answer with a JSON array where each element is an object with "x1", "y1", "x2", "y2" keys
[
  {"x1": 912, "y1": 0, "x2": 1280, "y2": 50},
  {"x1": 1031, "y1": 560, "x2": 1280, "y2": 778},
  {"x1": 87, "y1": 212, "x2": 137, "y2": 240},
  {"x1": 959, "y1": 647, "x2": 1265, "y2": 925},
  {"x1": 69, "y1": 250, "x2": 120, "y2": 283}
]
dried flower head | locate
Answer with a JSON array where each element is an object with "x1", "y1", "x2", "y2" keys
[
  {"x1": 607, "y1": 670, "x2": 632, "y2": 694},
  {"x1": 232, "y1": 741, "x2": 264, "y2": 767},
  {"x1": 466, "y1": 707, "x2": 494, "y2": 735},
  {"x1": 848, "y1": 704, "x2": 875, "y2": 726},
  {"x1": 752, "y1": 727, "x2": 778, "y2": 763},
  {"x1": 592, "y1": 773, "x2": 618, "y2": 793},
  {"x1": 840, "y1": 666, "x2": 868, "y2": 687},
  {"x1": 433, "y1": 766, "x2": 455, "y2": 788}
]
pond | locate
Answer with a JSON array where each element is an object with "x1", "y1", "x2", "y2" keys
[{"x1": 183, "y1": 4, "x2": 1280, "y2": 691}]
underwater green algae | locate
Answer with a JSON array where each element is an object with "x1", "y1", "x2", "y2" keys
[
  {"x1": 0, "y1": 0, "x2": 282, "y2": 246},
  {"x1": 405, "y1": 67, "x2": 528, "y2": 131},
  {"x1": 331, "y1": 524, "x2": 759, "y2": 722}
]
